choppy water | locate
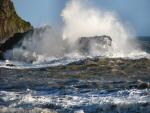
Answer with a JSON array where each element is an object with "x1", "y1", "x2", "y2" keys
[
  {"x1": 0, "y1": 39, "x2": 150, "y2": 113},
  {"x1": 0, "y1": 73, "x2": 150, "y2": 113},
  {"x1": 0, "y1": 88, "x2": 150, "y2": 113}
]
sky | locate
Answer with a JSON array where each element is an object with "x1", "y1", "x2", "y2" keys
[{"x1": 12, "y1": 0, "x2": 150, "y2": 36}]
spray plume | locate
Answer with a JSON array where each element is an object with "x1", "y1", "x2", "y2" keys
[
  {"x1": 62, "y1": 0, "x2": 141, "y2": 56},
  {"x1": 4, "y1": 0, "x2": 147, "y2": 64}
]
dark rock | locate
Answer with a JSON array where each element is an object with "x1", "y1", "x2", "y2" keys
[
  {"x1": 42, "y1": 103, "x2": 62, "y2": 110},
  {"x1": 0, "y1": 30, "x2": 33, "y2": 52},
  {"x1": 137, "y1": 80, "x2": 150, "y2": 89},
  {"x1": 141, "y1": 102, "x2": 149, "y2": 107},
  {"x1": 78, "y1": 35, "x2": 112, "y2": 54},
  {"x1": 0, "y1": 25, "x2": 52, "y2": 53},
  {"x1": 0, "y1": 50, "x2": 4, "y2": 59},
  {"x1": 0, "y1": 0, "x2": 33, "y2": 43},
  {"x1": 0, "y1": 26, "x2": 54, "y2": 61},
  {"x1": 5, "y1": 60, "x2": 15, "y2": 67}
]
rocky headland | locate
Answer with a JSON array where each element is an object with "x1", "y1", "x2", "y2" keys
[
  {"x1": 0, "y1": 0, "x2": 32, "y2": 42},
  {"x1": 0, "y1": 0, "x2": 33, "y2": 58}
]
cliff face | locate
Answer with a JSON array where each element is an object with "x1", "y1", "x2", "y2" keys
[{"x1": 0, "y1": 0, "x2": 33, "y2": 43}]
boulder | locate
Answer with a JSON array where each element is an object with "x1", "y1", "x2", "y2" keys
[{"x1": 78, "y1": 35, "x2": 112, "y2": 54}]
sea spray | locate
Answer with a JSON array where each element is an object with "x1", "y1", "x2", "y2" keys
[
  {"x1": 61, "y1": 0, "x2": 141, "y2": 56},
  {"x1": 4, "y1": 26, "x2": 67, "y2": 63},
  {"x1": 3, "y1": 0, "x2": 149, "y2": 65}
]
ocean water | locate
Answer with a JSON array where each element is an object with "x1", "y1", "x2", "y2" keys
[{"x1": 0, "y1": 38, "x2": 150, "y2": 113}]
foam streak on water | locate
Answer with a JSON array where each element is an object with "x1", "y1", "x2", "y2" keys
[{"x1": 0, "y1": 50, "x2": 150, "y2": 69}]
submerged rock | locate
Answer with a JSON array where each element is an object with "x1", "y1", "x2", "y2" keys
[
  {"x1": 5, "y1": 60, "x2": 15, "y2": 67},
  {"x1": 137, "y1": 80, "x2": 150, "y2": 89},
  {"x1": 0, "y1": 50, "x2": 3, "y2": 59},
  {"x1": 0, "y1": 0, "x2": 33, "y2": 43}
]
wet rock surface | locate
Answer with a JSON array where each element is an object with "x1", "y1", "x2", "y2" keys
[
  {"x1": 77, "y1": 35, "x2": 112, "y2": 54},
  {"x1": 0, "y1": 30, "x2": 33, "y2": 53}
]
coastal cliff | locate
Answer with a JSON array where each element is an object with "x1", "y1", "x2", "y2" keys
[{"x1": 0, "y1": 0, "x2": 33, "y2": 43}]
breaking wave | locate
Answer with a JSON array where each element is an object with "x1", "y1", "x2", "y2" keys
[
  {"x1": 0, "y1": 89, "x2": 150, "y2": 113},
  {"x1": 0, "y1": 0, "x2": 150, "y2": 69}
]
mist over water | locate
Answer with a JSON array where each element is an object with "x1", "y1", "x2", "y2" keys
[
  {"x1": 2, "y1": 0, "x2": 149, "y2": 66},
  {"x1": 62, "y1": 0, "x2": 142, "y2": 56},
  {"x1": 4, "y1": 26, "x2": 66, "y2": 63}
]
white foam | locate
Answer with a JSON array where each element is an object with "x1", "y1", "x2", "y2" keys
[
  {"x1": 74, "y1": 110, "x2": 84, "y2": 113},
  {"x1": 0, "y1": 50, "x2": 150, "y2": 69},
  {"x1": 0, "y1": 89, "x2": 149, "y2": 109}
]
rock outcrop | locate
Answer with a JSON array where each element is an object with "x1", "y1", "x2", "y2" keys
[
  {"x1": 78, "y1": 35, "x2": 112, "y2": 54},
  {"x1": 0, "y1": 25, "x2": 51, "y2": 53},
  {"x1": 0, "y1": 30, "x2": 33, "y2": 52},
  {"x1": 0, "y1": 0, "x2": 33, "y2": 43}
]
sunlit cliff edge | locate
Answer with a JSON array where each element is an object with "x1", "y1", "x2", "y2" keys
[{"x1": 0, "y1": 0, "x2": 33, "y2": 43}]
